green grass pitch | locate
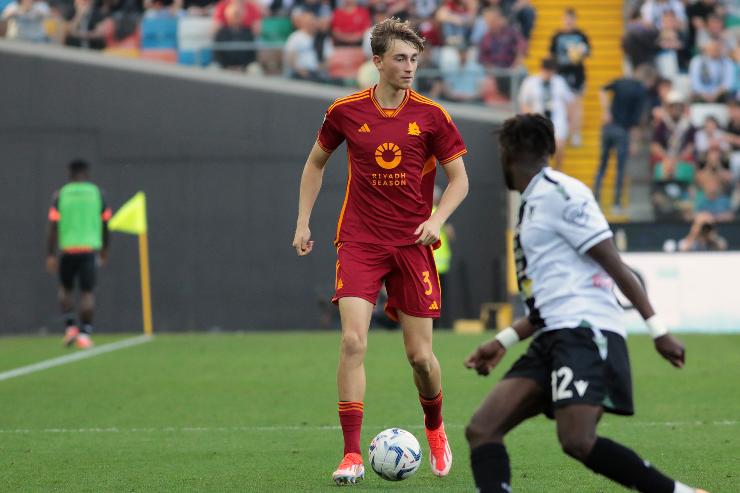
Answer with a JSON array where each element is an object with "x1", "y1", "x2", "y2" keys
[{"x1": 0, "y1": 332, "x2": 738, "y2": 492}]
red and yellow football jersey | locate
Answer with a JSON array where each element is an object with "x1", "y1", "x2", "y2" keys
[{"x1": 317, "y1": 86, "x2": 467, "y2": 246}]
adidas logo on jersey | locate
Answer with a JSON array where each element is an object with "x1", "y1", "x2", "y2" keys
[
  {"x1": 358, "y1": 123, "x2": 371, "y2": 133},
  {"x1": 428, "y1": 300, "x2": 439, "y2": 310}
]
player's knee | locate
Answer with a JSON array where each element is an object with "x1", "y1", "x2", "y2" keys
[
  {"x1": 406, "y1": 351, "x2": 433, "y2": 375},
  {"x1": 465, "y1": 411, "x2": 503, "y2": 448},
  {"x1": 340, "y1": 332, "x2": 367, "y2": 358},
  {"x1": 558, "y1": 432, "x2": 596, "y2": 461}
]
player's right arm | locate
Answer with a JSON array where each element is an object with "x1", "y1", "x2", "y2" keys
[
  {"x1": 587, "y1": 239, "x2": 686, "y2": 368},
  {"x1": 293, "y1": 142, "x2": 332, "y2": 256},
  {"x1": 46, "y1": 192, "x2": 60, "y2": 274},
  {"x1": 464, "y1": 317, "x2": 537, "y2": 376}
]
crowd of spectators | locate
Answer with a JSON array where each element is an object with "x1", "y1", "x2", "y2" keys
[
  {"x1": 0, "y1": 0, "x2": 537, "y2": 101},
  {"x1": 2, "y1": 0, "x2": 738, "y2": 229},
  {"x1": 616, "y1": 0, "x2": 739, "y2": 230}
]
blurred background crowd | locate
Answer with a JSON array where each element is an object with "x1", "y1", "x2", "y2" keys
[{"x1": 1, "y1": 0, "x2": 738, "y2": 235}]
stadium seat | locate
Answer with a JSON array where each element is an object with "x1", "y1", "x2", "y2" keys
[
  {"x1": 139, "y1": 48, "x2": 178, "y2": 63},
  {"x1": 140, "y1": 16, "x2": 178, "y2": 50},
  {"x1": 690, "y1": 103, "x2": 729, "y2": 127},
  {"x1": 177, "y1": 16, "x2": 213, "y2": 67},
  {"x1": 327, "y1": 47, "x2": 366, "y2": 82}
]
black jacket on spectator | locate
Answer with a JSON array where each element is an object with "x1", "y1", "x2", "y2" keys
[
  {"x1": 64, "y1": 6, "x2": 107, "y2": 50},
  {"x1": 214, "y1": 26, "x2": 256, "y2": 69},
  {"x1": 622, "y1": 22, "x2": 659, "y2": 68},
  {"x1": 604, "y1": 78, "x2": 648, "y2": 129}
]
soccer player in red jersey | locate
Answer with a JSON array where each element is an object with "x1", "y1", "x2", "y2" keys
[{"x1": 292, "y1": 18, "x2": 469, "y2": 485}]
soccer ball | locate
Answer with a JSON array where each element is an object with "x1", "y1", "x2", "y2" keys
[{"x1": 368, "y1": 428, "x2": 422, "y2": 481}]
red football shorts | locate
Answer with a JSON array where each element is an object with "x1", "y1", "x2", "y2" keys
[{"x1": 332, "y1": 242, "x2": 441, "y2": 321}]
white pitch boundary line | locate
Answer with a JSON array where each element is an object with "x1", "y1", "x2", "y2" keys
[
  {"x1": 0, "y1": 420, "x2": 735, "y2": 434},
  {"x1": 0, "y1": 335, "x2": 153, "y2": 382}
]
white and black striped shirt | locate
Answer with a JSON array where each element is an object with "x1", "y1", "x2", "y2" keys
[{"x1": 514, "y1": 168, "x2": 625, "y2": 337}]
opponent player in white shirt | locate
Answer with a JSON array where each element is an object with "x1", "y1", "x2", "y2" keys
[{"x1": 464, "y1": 114, "x2": 706, "y2": 493}]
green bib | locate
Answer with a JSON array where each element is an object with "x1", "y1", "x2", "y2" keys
[{"x1": 58, "y1": 182, "x2": 103, "y2": 250}]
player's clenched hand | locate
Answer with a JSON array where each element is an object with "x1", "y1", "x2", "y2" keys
[
  {"x1": 654, "y1": 334, "x2": 685, "y2": 368},
  {"x1": 292, "y1": 225, "x2": 314, "y2": 256},
  {"x1": 45, "y1": 255, "x2": 57, "y2": 274},
  {"x1": 464, "y1": 340, "x2": 506, "y2": 376},
  {"x1": 414, "y1": 219, "x2": 441, "y2": 246}
]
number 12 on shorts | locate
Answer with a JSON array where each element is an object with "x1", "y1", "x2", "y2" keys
[{"x1": 551, "y1": 366, "x2": 574, "y2": 401}]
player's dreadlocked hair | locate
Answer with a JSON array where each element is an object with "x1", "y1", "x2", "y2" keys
[
  {"x1": 370, "y1": 18, "x2": 425, "y2": 57},
  {"x1": 498, "y1": 114, "x2": 556, "y2": 164}
]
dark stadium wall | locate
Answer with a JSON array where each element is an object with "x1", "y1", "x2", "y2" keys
[{"x1": 0, "y1": 43, "x2": 508, "y2": 333}]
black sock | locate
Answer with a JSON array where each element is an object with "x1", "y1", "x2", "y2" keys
[
  {"x1": 64, "y1": 313, "x2": 76, "y2": 327},
  {"x1": 80, "y1": 324, "x2": 94, "y2": 335},
  {"x1": 584, "y1": 437, "x2": 674, "y2": 493},
  {"x1": 471, "y1": 443, "x2": 512, "y2": 493}
]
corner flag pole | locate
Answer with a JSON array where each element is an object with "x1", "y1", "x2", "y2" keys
[
  {"x1": 108, "y1": 191, "x2": 153, "y2": 335},
  {"x1": 138, "y1": 230, "x2": 153, "y2": 336}
]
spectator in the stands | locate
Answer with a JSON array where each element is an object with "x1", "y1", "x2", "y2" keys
[
  {"x1": 549, "y1": 7, "x2": 589, "y2": 146},
  {"x1": 440, "y1": 43, "x2": 487, "y2": 103},
  {"x1": 284, "y1": 10, "x2": 331, "y2": 82},
  {"x1": 518, "y1": 57, "x2": 574, "y2": 169},
  {"x1": 330, "y1": 0, "x2": 370, "y2": 47},
  {"x1": 696, "y1": 13, "x2": 737, "y2": 57},
  {"x1": 64, "y1": 0, "x2": 108, "y2": 50},
  {"x1": 695, "y1": 115, "x2": 731, "y2": 160},
  {"x1": 686, "y1": 0, "x2": 720, "y2": 53},
  {"x1": 594, "y1": 64, "x2": 653, "y2": 214},
  {"x1": 622, "y1": 9, "x2": 660, "y2": 70},
  {"x1": 650, "y1": 90, "x2": 696, "y2": 218},
  {"x1": 509, "y1": 0, "x2": 535, "y2": 41},
  {"x1": 477, "y1": 6, "x2": 526, "y2": 101},
  {"x1": 649, "y1": 76, "x2": 673, "y2": 121},
  {"x1": 435, "y1": 0, "x2": 476, "y2": 46},
  {"x1": 678, "y1": 213, "x2": 728, "y2": 251},
  {"x1": 726, "y1": 98, "x2": 740, "y2": 181},
  {"x1": 640, "y1": 0, "x2": 686, "y2": 30},
  {"x1": 688, "y1": 39, "x2": 735, "y2": 103},
  {"x1": 214, "y1": 0, "x2": 256, "y2": 70},
  {"x1": 410, "y1": 0, "x2": 438, "y2": 23},
  {"x1": 291, "y1": 0, "x2": 331, "y2": 63},
  {"x1": 694, "y1": 161, "x2": 734, "y2": 222},
  {"x1": 2, "y1": 0, "x2": 51, "y2": 42},
  {"x1": 214, "y1": 0, "x2": 262, "y2": 35},
  {"x1": 655, "y1": 10, "x2": 686, "y2": 78}
]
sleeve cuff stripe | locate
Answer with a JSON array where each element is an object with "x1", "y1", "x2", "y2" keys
[
  {"x1": 576, "y1": 229, "x2": 613, "y2": 254},
  {"x1": 439, "y1": 149, "x2": 467, "y2": 164}
]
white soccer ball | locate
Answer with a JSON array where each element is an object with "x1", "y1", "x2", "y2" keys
[{"x1": 368, "y1": 428, "x2": 422, "y2": 481}]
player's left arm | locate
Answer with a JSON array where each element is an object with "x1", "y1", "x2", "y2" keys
[
  {"x1": 464, "y1": 316, "x2": 537, "y2": 376},
  {"x1": 587, "y1": 239, "x2": 686, "y2": 368},
  {"x1": 415, "y1": 158, "x2": 469, "y2": 245}
]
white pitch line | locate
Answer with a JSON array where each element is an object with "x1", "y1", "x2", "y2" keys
[
  {"x1": 0, "y1": 335, "x2": 153, "y2": 382},
  {"x1": 0, "y1": 420, "x2": 735, "y2": 434}
]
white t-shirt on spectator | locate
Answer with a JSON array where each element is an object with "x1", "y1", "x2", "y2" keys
[
  {"x1": 284, "y1": 30, "x2": 331, "y2": 73},
  {"x1": 640, "y1": 0, "x2": 686, "y2": 29},
  {"x1": 2, "y1": 0, "x2": 50, "y2": 42},
  {"x1": 518, "y1": 74, "x2": 573, "y2": 141}
]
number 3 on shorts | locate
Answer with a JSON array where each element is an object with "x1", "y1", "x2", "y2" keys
[
  {"x1": 421, "y1": 271, "x2": 433, "y2": 295},
  {"x1": 551, "y1": 366, "x2": 574, "y2": 401}
]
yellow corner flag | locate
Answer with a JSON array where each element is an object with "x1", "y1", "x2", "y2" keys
[
  {"x1": 109, "y1": 192, "x2": 153, "y2": 336},
  {"x1": 109, "y1": 191, "x2": 147, "y2": 234}
]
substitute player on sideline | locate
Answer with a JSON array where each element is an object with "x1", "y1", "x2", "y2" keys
[
  {"x1": 46, "y1": 160, "x2": 111, "y2": 349},
  {"x1": 292, "y1": 18, "x2": 469, "y2": 485},
  {"x1": 464, "y1": 114, "x2": 706, "y2": 493}
]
